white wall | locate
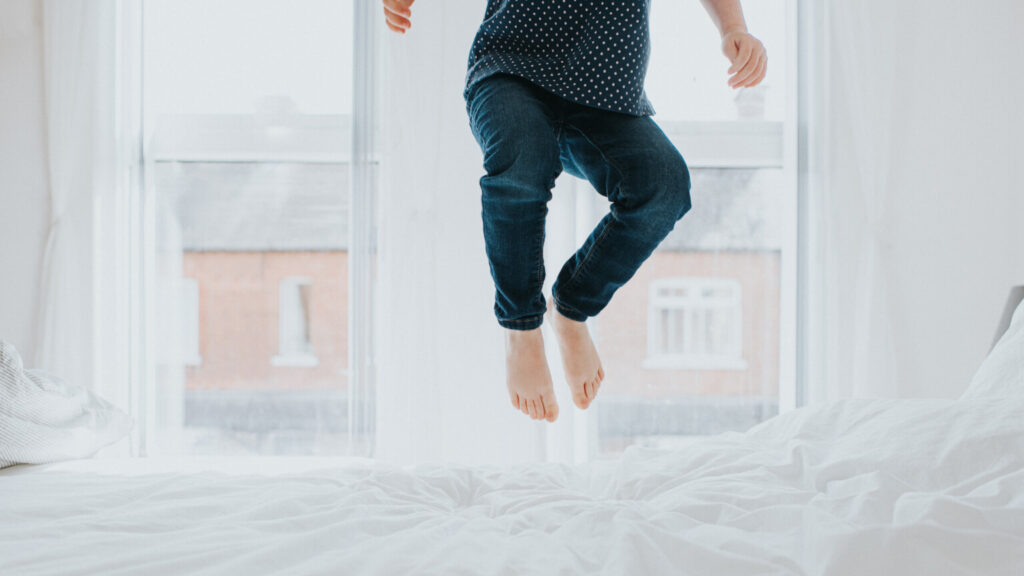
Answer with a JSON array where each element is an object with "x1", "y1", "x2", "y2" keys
[
  {"x1": 819, "y1": 0, "x2": 1024, "y2": 399},
  {"x1": 0, "y1": 0, "x2": 48, "y2": 362},
  {"x1": 887, "y1": 0, "x2": 1024, "y2": 396}
]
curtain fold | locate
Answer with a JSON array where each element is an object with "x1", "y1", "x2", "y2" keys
[
  {"x1": 375, "y1": 0, "x2": 549, "y2": 465},
  {"x1": 814, "y1": 0, "x2": 1024, "y2": 400},
  {"x1": 35, "y1": 0, "x2": 127, "y2": 418},
  {"x1": 818, "y1": 0, "x2": 901, "y2": 400}
]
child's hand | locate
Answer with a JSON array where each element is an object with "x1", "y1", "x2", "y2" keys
[
  {"x1": 721, "y1": 30, "x2": 767, "y2": 89},
  {"x1": 383, "y1": 0, "x2": 416, "y2": 34}
]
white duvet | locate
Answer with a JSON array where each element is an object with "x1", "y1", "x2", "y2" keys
[
  {"x1": 2, "y1": 394, "x2": 1023, "y2": 575},
  {"x1": 3, "y1": 304, "x2": 1023, "y2": 575}
]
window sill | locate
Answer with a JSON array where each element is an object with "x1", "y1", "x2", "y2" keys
[
  {"x1": 661, "y1": 120, "x2": 784, "y2": 168},
  {"x1": 642, "y1": 356, "x2": 748, "y2": 371},
  {"x1": 270, "y1": 354, "x2": 320, "y2": 367}
]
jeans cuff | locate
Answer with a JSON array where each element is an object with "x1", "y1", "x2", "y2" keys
[
  {"x1": 497, "y1": 314, "x2": 544, "y2": 331},
  {"x1": 552, "y1": 297, "x2": 588, "y2": 323}
]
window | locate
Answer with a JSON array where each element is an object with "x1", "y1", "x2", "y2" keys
[
  {"x1": 645, "y1": 278, "x2": 745, "y2": 370},
  {"x1": 272, "y1": 277, "x2": 317, "y2": 366},
  {"x1": 140, "y1": 0, "x2": 374, "y2": 457},
  {"x1": 542, "y1": 0, "x2": 796, "y2": 458}
]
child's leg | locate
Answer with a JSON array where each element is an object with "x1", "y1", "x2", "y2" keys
[
  {"x1": 466, "y1": 73, "x2": 563, "y2": 422},
  {"x1": 466, "y1": 74, "x2": 562, "y2": 331},
  {"x1": 551, "y1": 107, "x2": 692, "y2": 322}
]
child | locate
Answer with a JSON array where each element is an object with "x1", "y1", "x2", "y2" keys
[{"x1": 383, "y1": 0, "x2": 767, "y2": 423}]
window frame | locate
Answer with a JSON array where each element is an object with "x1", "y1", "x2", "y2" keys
[
  {"x1": 557, "y1": 0, "x2": 801, "y2": 462},
  {"x1": 126, "y1": 0, "x2": 378, "y2": 456},
  {"x1": 271, "y1": 276, "x2": 318, "y2": 367},
  {"x1": 347, "y1": 0, "x2": 379, "y2": 457},
  {"x1": 643, "y1": 277, "x2": 746, "y2": 371}
]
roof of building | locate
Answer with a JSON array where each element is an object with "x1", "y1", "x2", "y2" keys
[
  {"x1": 159, "y1": 161, "x2": 350, "y2": 251},
  {"x1": 159, "y1": 115, "x2": 780, "y2": 253}
]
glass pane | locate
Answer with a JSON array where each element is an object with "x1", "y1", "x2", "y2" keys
[
  {"x1": 670, "y1": 309, "x2": 686, "y2": 355},
  {"x1": 279, "y1": 278, "x2": 313, "y2": 356},
  {"x1": 705, "y1": 307, "x2": 732, "y2": 356},
  {"x1": 181, "y1": 278, "x2": 200, "y2": 365},
  {"x1": 144, "y1": 0, "x2": 357, "y2": 456},
  {"x1": 596, "y1": 167, "x2": 785, "y2": 455},
  {"x1": 646, "y1": 0, "x2": 787, "y2": 122}
]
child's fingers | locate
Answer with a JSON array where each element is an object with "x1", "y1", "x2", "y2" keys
[
  {"x1": 384, "y1": 9, "x2": 411, "y2": 30},
  {"x1": 382, "y1": 0, "x2": 411, "y2": 17},
  {"x1": 728, "y1": 61, "x2": 752, "y2": 87},
  {"x1": 743, "y1": 55, "x2": 767, "y2": 88},
  {"x1": 727, "y1": 40, "x2": 753, "y2": 75},
  {"x1": 730, "y1": 51, "x2": 764, "y2": 88},
  {"x1": 383, "y1": 12, "x2": 407, "y2": 33},
  {"x1": 747, "y1": 54, "x2": 766, "y2": 87}
]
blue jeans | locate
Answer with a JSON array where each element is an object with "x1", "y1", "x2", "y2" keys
[{"x1": 465, "y1": 73, "x2": 692, "y2": 331}]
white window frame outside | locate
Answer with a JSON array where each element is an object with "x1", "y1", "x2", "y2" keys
[
  {"x1": 642, "y1": 277, "x2": 746, "y2": 371},
  {"x1": 271, "y1": 276, "x2": 318, "y2": 367}
]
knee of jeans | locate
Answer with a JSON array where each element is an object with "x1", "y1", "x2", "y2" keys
[
  {"x1": 674, "y1": 165, "x2": 693, "y2": 221},
  {"x1": 646, "y1": 155, "x2": 691, "y2": 230}
]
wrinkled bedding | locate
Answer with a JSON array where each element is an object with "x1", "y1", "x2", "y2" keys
[
  {"x1": 3, "y1": 395, "x2": 1023, "y2": 576},
  {"x1": 0, "y1": 341, "x2": 132, "y2": 469}
]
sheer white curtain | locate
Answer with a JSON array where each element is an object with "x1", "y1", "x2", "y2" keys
[
  {"x1": 814, "y1": 0, "x2": 901, "y2": 400},
  {"x1": 813, "y1": 0, "x2": 1024, "y2": 400},
  {"x1": 35, "y1": 0, "x2": 130, "y2": 421},
  {"x1": 375, "y1": 0, "x2": 550, "y2": 465}
]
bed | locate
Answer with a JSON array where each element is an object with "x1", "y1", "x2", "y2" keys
[{"x1": 2, "y1": 297, "x2": 1023, "y2": 575}]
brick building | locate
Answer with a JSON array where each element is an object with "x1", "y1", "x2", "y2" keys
[{"x1": 154, "y1": 116, "x2": 780, "y2": 454}]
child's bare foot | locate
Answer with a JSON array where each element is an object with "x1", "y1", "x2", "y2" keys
[
  {"x1": 550, "y1": 307, "x2": 604, "y2": 409},
  {"x1": 504, "y1": 327, "x2": 559, "y2": 422}
]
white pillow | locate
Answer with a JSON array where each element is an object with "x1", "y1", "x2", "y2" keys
[
  {"x1": 960, "y1": 298, "x2": 1024, "y2": 399},
  {"x1": 0, "y1": 340, "x2": 133, "y2": 468}
]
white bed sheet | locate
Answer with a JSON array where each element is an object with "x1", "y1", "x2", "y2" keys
[{"x1": 2, "y1": 396, "x2": 1023, "y2": 576}]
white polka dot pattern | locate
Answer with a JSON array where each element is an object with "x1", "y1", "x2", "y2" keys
[{"x1": 464, "y1": 0, "x2": 655, "y2": 117}]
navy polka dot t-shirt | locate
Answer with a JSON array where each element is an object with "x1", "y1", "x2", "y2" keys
[{"x1": 464, "y1": 0, "x2": 655, "y2": 117}]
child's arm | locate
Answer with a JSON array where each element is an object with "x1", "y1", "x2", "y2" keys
[
  {"x1": 699, "y1": 0, "x2": 767, "y2": 89},
  {"x1": 382, "y1": 0, "x2": 416, "y2": 34}
]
